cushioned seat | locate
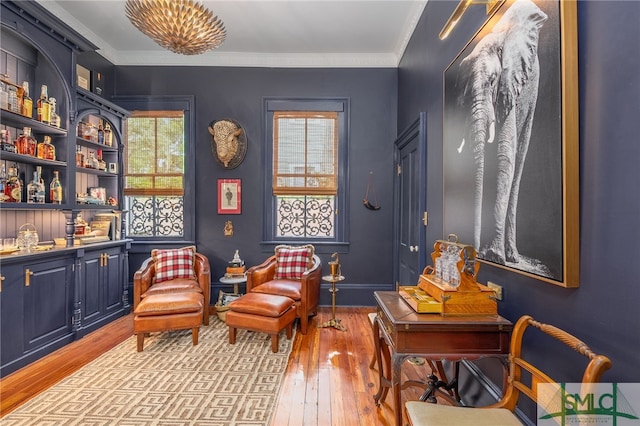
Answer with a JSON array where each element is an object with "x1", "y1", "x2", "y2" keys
[
  {"x1": 226, "y1": 292, "x2": 296, "y2": 353},
  {"x1": 250, "y1": 279, "x2": 302, "y2": 300},
  {"x1": 142, "y1": 278, "x2": 202, "y2": 297},
  {"x1": 134, "y1": 292, "x2": 203, "y2": 352},
  {"x1": 405, "y1": 402, "x2": 522, "y2": 426}
]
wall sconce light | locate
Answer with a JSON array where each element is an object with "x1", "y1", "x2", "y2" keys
[{"x1": 439, "y1": 0, "x2": 502, "y2": 40}]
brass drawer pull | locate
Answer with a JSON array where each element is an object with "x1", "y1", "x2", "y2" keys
[{"x1": 25, "y1": 269, "x2": 33, "y2": 287}]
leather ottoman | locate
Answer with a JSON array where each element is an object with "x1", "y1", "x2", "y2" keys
[
  {"x1": 133, "y1": 292, "x2": 204, "y2": 352},
  {"x1": 226, "y1": 292, "x2": 296, "y2": 353}
]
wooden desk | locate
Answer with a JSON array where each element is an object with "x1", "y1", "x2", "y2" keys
[{"x1": 373, "y1": 291, "x2": 513, "y2": 426}]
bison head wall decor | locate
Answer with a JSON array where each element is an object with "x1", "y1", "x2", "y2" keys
[{"x1": 208, "y1": 118, "x2": 247, "y2": 169}]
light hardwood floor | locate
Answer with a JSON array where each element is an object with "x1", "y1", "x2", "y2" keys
[{"x1": 1, "y1": 307, "x2": 437, "y2": 425}]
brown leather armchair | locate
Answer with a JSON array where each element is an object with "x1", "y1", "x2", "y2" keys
[
  {"x1": 246, "y1": 254, "x2": 322, "y2": 334},
  {"x1": 133, "y1": 252, "x2": 211, "y2": 325}
]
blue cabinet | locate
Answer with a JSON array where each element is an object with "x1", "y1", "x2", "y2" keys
[
  {"x1": 0, "y1": 253, "x2": 75, "y2": 377},
  {"x1": 0, "y1": 241, "x2": 130, "y2": 377},
  {"x1": 78, "y1": 245, "x2": 128, "y2": 336}
]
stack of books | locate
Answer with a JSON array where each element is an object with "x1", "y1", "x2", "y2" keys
[{"x1": 225, "y1": 251, "x2": 245, "y2": 277}]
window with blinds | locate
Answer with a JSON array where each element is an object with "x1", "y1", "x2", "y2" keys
[
  {"x1": 273, "y1": 111, "x2": 338, "y2": 196},
  {"x1": 124, "y1": 111, "x2": 185, "y2": 196},
  {"x1": 264, "y1": 98, "x2": 348, "y2": 246},
  {"x1": 124, "y1": 110, "x2": 186, "y2": 237}
]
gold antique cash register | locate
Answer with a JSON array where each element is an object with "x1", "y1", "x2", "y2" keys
[{"x1": 399, "y1": 235, "x2": 498, "y2": 315}]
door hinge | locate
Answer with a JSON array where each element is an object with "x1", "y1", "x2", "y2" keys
[
  {"x1": 397, "y1": 163, "x2": 401, "y2": 176},
  {"x1": 423, "y1": 211, "x2": 428, "y2": 226}
]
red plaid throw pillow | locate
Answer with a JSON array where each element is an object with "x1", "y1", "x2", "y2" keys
[
  {"x1": 274, "y1": 244, "x2": 314, "y2": 280},
  {"x1": 151, "y1": 246, "x2": 197, "y2": 283}
]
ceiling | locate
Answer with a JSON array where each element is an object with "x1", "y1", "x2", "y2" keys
[{"x1": 36, "y1": 0, "x2": 428, "y2": 68}]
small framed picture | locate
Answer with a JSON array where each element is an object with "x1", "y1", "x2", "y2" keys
[
  {"x1": 218, "y1": 179, "x2": 241, "y2": 214},
  {"x1": 108, "y1": 163, "x2": 117, "y2": 174},
  {"x1": 76, "y1": 65, "x2": 90, "y2": 91}
]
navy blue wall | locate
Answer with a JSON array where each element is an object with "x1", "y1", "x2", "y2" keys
[
  {"x1": 114, "y1": 67, "x2": 398, "y2": 305},
  {"x1": 398, "y1": 0, "x2": 640, "y2": 391}
]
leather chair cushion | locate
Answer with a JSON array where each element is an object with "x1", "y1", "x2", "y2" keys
[
  {"x1": 229, "y1": 293, "x2": 295, "y2": 317},
  {"x1": 142, "y1": 278, "x2": 202, "y2": 297},
  {"x1": 135, "y1": 292, "x2": 203, "y2": 317},
  {"x1": 250, "y1": 280, "x2": 302, "y2": 300},
  {"x1": 405, "y1": 401, "x2": 522, "y2": 426}
]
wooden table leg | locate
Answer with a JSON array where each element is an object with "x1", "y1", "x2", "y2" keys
[
  {"x1": 373, "y1": 316, "x2": 391, "y2": 405},
  {"x1": 392, "y1": 353, "x2": 405, "y2": 426}
]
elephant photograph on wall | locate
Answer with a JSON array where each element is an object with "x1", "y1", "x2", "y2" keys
[{"x1": 443, "y1": 0, "x2": 580, "y2": 287}]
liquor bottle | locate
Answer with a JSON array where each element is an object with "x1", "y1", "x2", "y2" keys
[
  {"x1": 0, "y1": 79, "x2": 8, "y2": 110},
  {"x1": 0, "y1": 129, "x2": 16, "y2": 153},
  {"x1": 16, "y1": 82, "x2": 24, "y2": 115},
  {"x1": 49, "y1": 97, "x2": 60, "y2": 127},
  {"x1": 21, "y1": 81, "x2": 33, "y2": 118},
  {"x1": 0, "y1": 164, "x2": 6, "y2": 202},
  {"x1": 37, "y1": 135, "x2": 56, "y2": 160},
  {"x1": 26, "y1": 171, "x2": 37, "y2": 203},
  {"x1": 36, "y1": 166, "x2": 45, "y2": 203},
  {"x1": 5, "y1": 166, "x2": 22, "y2": 202},
  {"x1": 36, "y1": 168, "x2": 45, "y2": 204},
  {"x1": 97, "y1": 149, "x2": 107, "y2": 171},
  {"x1": 76, "y1": 145, "x2": 85, "y2": 167},
  {"x1": 16, "y1": 127, "x2": 37, "y2": 156},
  {"x1": 49, "y1": 170, "x2": 62, "y2": 204},
  {"x1": 82, "y1": 122, "x2": 93, "y2": 141},
  {"x1": 97, "y1": 121, "x2": 104, "y2": 144},
  {"x1": 74, "y1": 213, "x2": 87, "y2": 236},
  {"x1": 27, "y1": 171, "x2": 45, "y2": 204},
  {"x1": 104, "y1": 122, "x2": 113, "y2": 147},
  {"x1": 7, "y1": 84, "x2": 19, "y2": 113},
  {"x1": 37, "y1": 84, "x2": 51, "y2": 124}
]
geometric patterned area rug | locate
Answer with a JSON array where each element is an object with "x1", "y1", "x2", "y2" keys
[{"x1": 1, "y1": 317, "x2": 295, "y2": 425}]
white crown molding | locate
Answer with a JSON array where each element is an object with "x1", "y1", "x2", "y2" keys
[
  {"x1": 396, "y1": 0, "x2": 429, "y2": 63},
  {"x1": 109, "y1": 51, "x2": 400, "y2": 68}
]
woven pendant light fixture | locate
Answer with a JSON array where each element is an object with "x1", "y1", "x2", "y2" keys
[{"x1": 125, "y1": 0, "x2": 226, "y2": 55}]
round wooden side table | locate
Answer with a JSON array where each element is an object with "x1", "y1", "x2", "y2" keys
[{"x1": 219, "y1": 274, "x2": 247, "y2": 294}]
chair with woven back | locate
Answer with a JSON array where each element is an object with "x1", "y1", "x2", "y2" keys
[{"x1": 405, "y1": 314, "x2": 612, "y2": 426}]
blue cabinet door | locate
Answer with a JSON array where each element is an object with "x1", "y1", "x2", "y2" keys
[
  {"x1": 79, "y1": 246, "x2": 125, "y2": 335},
  {"x1": 23, "y1": 257, "x2": 74, "y2": 352},
  {"x1": 0, "y1": 262, "x2": 25, "y2": 375}
]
